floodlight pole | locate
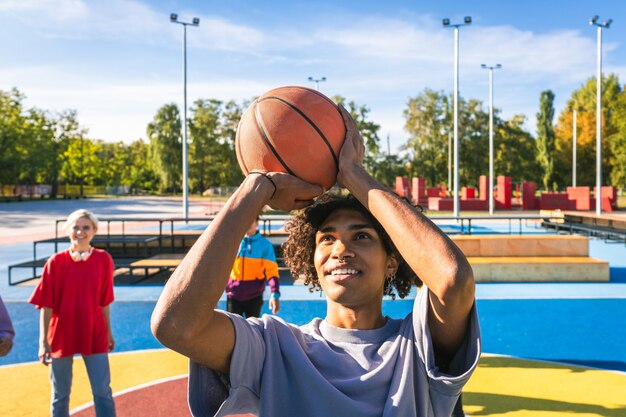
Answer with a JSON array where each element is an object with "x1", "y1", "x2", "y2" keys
[
  {"x1": 589, "y1": 15, "x2": 611, "y2": 215},
  {"x1": 171, "y1": 13, "x2": 200, "y2": 220},
  {"x1": 308, "y1": 76, "x2": 326, "y2": 91},
  {"x1": 443, "y1": 17, "x2": 471, "y2": 218},
  {"x1": 572, "y1": 107, "x2": 577, "y2": 187},
  {"x1": 481, "y1": 64, "x2": 501, "y2": 215}
]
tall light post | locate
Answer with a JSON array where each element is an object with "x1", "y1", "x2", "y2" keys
[
  {"x1": 448, "y1": 131, "x2": 452, "y2": 195},
  {"x1": 589, "y1": 15, "x2": 612, "y2": 215},
  {"x1": 307, "y1": 76, "x2": 326, "y2": 91},
  {"x1": 481, "y1": 64, "x2": 502, "y2": 215},
  {"x1": 170, "y1": 13, "x2": 200, "y2": 220},
  {"x1": 443, "y1": 16, "x2": 471, "y2": 218},
  {"x1": 571, "y1": 105, "x2": 578, "y2": 187}
]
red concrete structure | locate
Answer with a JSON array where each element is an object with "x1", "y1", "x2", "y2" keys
[
  {"x1": 479, "y1": 176, "x2": 489, "y2": 200},
  {"x1": 521, "y1": 182, "x2": 538, "y2": 210},
  {"x1": 540, "y1": 193, "x2": 575, "y2": 210},
  {"x1": 461, "y1": 187, "x2": 476, "y2": 199},
  {"x1": 411, "y1": 177, "x2": 427, "y2": 205},
  {"x1": 397, "y1": 175, "x2": 620, "y2": 212},
  {"x1": 428, "y1": 197, "x2": 488, "y2": 211},
  {"x1": 394, "y1": 177, "x2": 410, "y2": 199},
  {"x1": 567, "y1": 187, "x2": 591, "y2": 211},
  {"x1": 496, "y1": 176, "x2": 512, "y2": 209},
  {"x1": 426, "y1": 187, "x2": 439, "y2": 199},
  {"x1": 594, "y1": 186, "x2": 618, "y2": 212}
]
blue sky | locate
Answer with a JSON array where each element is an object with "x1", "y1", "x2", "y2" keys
[{"x1": 1, "y1": 0, "x2": 624, "y2": 152}]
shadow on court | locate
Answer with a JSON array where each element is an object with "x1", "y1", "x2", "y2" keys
[
  {"x1": 477, "y1": 355, "x2": 626, "y2": 373},
  {"x1": 464, "y1": 392, "x2": 626, "y2": 416}
]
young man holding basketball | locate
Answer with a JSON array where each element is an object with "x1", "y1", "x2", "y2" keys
[{"x1": 152, "y1": 107, "x2": 480, "y2": 416}]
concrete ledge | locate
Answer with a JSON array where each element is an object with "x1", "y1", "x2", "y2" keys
[
  {"x1": 451, "y1": 235, "x2": 589, "y2": 257},
  {"x1": 468, "y1": 256, "x2": 609, "y2": 282}
]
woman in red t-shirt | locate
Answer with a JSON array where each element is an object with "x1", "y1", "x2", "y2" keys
[{"x1": 30, "y1": 209, "x2": 116, "y2": 417}]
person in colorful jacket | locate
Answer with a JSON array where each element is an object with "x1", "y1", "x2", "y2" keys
[
  {"x1": 29, "y1": 209, "x2": 116, "y2": 417},
  {"x1": 225, "y1": 218, "x2": 280, "y2": 317}
]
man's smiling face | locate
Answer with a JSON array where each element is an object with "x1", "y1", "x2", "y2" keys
[{"x1": 314, "y1": 209, "x2": 396, "y2": 307}]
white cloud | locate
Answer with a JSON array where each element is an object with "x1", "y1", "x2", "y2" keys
[
  {"x1": 0, "y1": 0, "x2": 87, "y2": 17},
  {"x1": 2, "y1": 4, "x2": 623, "y2": 149}
]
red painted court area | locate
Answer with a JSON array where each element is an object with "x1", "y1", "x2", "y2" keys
[
  {"x1": 72, "y1": 376, "x2": 190, "y2": 417},
  {"x1": 71, "y1": 376, "x2": 253, "y2": 417}
]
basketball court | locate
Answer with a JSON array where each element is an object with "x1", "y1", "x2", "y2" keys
[{"x1": 1, "y1": 198, "x2": 625, "y2": 416}]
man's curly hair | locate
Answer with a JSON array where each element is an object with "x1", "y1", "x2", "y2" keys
[{"x1": 281, "y1": 194, "x2": 421, "y2": 299}]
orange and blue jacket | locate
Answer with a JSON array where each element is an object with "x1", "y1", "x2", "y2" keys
[{"x1": 225, "y1": 231, "x2": 280, "y2": 302}]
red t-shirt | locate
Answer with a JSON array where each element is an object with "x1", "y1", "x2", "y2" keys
[{"x1": 29, "y1": 248, "x2": 115, "y2": 358}]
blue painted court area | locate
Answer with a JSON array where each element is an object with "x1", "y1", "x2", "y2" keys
[{"x1": 3, "y1": 296, "x2": 626, "y2": 373}]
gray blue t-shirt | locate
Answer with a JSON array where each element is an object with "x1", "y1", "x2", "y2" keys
[{"x1": 189, "y1": 287, "x2": 481, "y2": 417}]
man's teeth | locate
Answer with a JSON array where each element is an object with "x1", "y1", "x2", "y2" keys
[{"x1": 331, "y1": 269, "x2": 358, "y2": 275}]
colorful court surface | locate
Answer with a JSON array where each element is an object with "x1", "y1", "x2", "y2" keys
[
  {"x1": 2, "y1": 349, "x2": 625, "y2": 416},
  {"x1": 1, "y1": 293, "x2": 626, "y2": 416},
  {"x1": 2, "y1": 205, "x2": 625, "y2": 416}
]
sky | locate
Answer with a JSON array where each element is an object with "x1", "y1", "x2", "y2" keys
[{"x1": 1, "y1": 0, "x2": 625, "y2": 152}]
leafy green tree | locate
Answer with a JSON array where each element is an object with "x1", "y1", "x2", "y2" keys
[
  {"x1": 147, "y1": 104, "x2": 182, "y2": 193},
  {"x1": 536, "y1": 90, "x2": 556, "y2": 190},
  {"x1": 18, "y1": 108, "x2": 54, "y2": 185},
  {"x1": 0, "y1": 89, "x2": 27, "y2": 187},
  {"x1": 125, "y1": 139, "x2": 158, "y2": 192},
  {"x1": 458, "y1": 98, "x2": 489, "y2": 187},
  {"x1": 610, "y1": 87, "x2": 626, "y2": 190},
  {"x1": 554, "y1": 74, "x2": 622, "y2": 188},
  {"x1": 189, "y1": 99, "x2": 225, "y2": 192},
  {"x1": 495, "y1": 115, "x2": 541, "y2": 183},
  {"x1": 60, "y1": 137, "x2": 100, "y2": 186},
  {"x1": 403, "y1": 89, "x2": 451, "y2": 187},
  {"x1": 220, "y1": 100, "x2": 247, "y2": 186},
  {"x1": 188, "y1": 99, "x2": 248, "y2": 191},
  {"x1": 332, "y1": 96, "x2": 382, "y2": 178},
  {"x1": 403, "y1": 90, "x2": 491, "y2": 188}
]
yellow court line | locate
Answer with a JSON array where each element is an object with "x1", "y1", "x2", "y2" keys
[{"x1": 0, "y1": 349, "x2": 188, "y2": 417}]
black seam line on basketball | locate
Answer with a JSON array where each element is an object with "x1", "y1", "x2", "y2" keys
[
  {"x1": 259, "y1": 96, "x2": 339, "y2": 169},
  {"x1": 254, "y1": 104, "x2": 296, "y2": 176}
]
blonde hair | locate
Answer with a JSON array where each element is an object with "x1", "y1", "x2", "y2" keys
[{"x1": 64, "y1": 209, "x2": 99, "y2": 233}]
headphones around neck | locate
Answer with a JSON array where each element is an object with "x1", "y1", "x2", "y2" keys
[{"x1": 70, "y1": 247, "x2": 93, "y2": 262}]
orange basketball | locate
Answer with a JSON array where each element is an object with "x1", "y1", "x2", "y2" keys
[{"x1": 235, "y1": 86, "x2": 346, "y2": 190}]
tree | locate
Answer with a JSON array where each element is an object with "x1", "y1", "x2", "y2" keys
[
  {"x1": 124, "y1": 139, "x2": 158, "y2": 192},
  {"x1": 0, "y1": 89, "x2": 27, "y2": 187},
  {"x1": 188, "y1": 99, "x2": 248, "y2": 191},
  {"x1": 610, "y1": 86, "x2": 626, "y2": 190},
  {"x1": 53, "y1": 110, "x2": 85, "y2": 195},
  {"x1": 61, "y1": 137, "x2": 100, "y2": 186},
  {"x1": 403, "y1": 89, "x2": 451, "y2": 187},
  {"x1": 147, "y1": 104, "x2": 182, "y2": 193},
  {"x1": 554, "y1": 74, "x2": 622, "y2": 189},
  {"x1": 219, "y1": 100, "x2": 247, "y2": 186},
  {"x1": 332, "y1": 96, "x2": 383, "y2": 178},
  {"x1": 458, "y1": 98, "x2": 489, "y2": 187},
  {"x1": 495, "y1": 115, "x2": 540, "y2": 183},
  {"x1": 536, "y1": 90, "x2": 556, "y2": 190}
]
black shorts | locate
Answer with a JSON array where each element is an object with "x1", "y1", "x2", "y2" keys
[{"x1": 226, "y1": 295, "x2": 263, "y2": 318}]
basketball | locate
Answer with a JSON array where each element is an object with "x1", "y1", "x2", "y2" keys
[{"x1": 235, "y1": 86, "x2": 346, "y2": 190}]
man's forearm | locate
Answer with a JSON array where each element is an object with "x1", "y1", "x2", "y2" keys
[{"x1": 153, "y1": 175, "x2": 274, "y2": 334}]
